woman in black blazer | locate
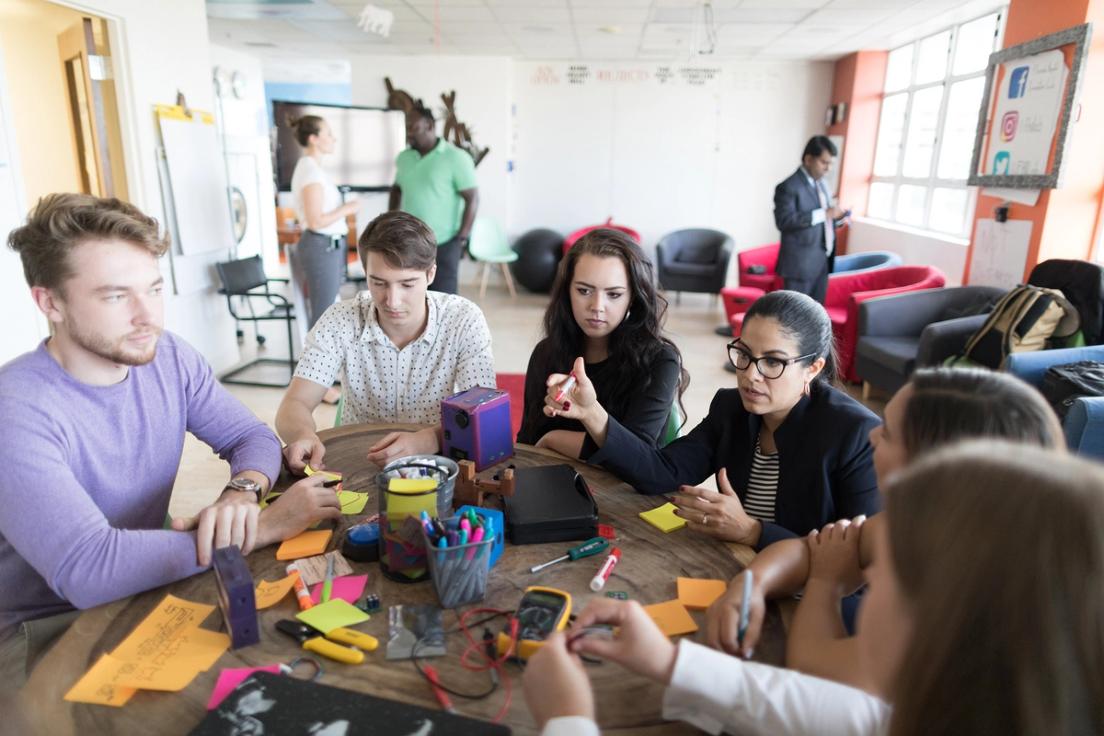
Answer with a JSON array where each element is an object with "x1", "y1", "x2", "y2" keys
[{"x1": 542, "y1": 290, "x2": 880, "y2": 551}]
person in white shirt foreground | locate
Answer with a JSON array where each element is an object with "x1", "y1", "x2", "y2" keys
[{"x1": 524, "y1": 440, "x2": 1104, "y2": 736}]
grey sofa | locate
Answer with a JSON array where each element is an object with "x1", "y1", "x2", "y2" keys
[
  {"x1": 656, "y1": 229, "x2": 734, "y2": 299},
  {"x1": 855, "y1": 285, "x2": 1006, "y2": 394}
]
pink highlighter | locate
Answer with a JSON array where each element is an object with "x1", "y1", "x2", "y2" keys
[{"x1": 554, "y1": 373, "x2": 578, "y2": 403}]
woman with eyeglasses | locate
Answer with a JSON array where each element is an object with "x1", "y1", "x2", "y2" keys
[{"x1": 544, "y1": 289, "x2": 879, "y2": 551}]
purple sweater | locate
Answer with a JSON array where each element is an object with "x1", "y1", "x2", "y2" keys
[{"x1": 0, "y1": 332, "x2": 282, "y2": 636}]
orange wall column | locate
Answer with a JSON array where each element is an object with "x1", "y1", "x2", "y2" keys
[
  {"x1": 827, "y1": 50, "x2": 888, "y2": 255},
  {"x1": 964, "y1": 0, "x2": 1104, "y2": 282}
]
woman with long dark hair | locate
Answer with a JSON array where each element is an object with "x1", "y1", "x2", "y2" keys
[
  {"x1": 517, "y1": 229, "x2": 688, "y2": 459},
  {"x1": 548, "y1": 290, "x2": 880, "y2": 550}
]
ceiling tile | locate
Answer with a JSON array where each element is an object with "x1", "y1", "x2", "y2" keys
[
  {"x1": 717, "y1": 23, "x2": 793, "y2": 43},
  {"x1": 491, "y1": 6, "x2": 573, "y2": 22},
  {"x1": 569, "y1": 6, "x2": 649, "y2": 24}
]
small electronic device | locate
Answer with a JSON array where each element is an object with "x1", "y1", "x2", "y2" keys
[
  {"x1": 441, "y1": 387, "x2": 514, "y2": 471},
  {"x1": 497, "y1": 586, "x2": 572, "y2": 660},
  {"x1": 212, "y1": 545, "x2": 260, "y2": 649}
]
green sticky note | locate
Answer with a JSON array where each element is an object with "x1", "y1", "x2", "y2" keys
[
  {"x1": 337, "y1": 491, "x2": 370, "y2": 515},
  {"x1": 296, "y1": 599, "x2": 370, "y2": 634}
]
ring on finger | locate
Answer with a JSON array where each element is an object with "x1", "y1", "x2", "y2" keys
[{"x1": 702, "y1": 514, "x2": 709, "y2": 525}]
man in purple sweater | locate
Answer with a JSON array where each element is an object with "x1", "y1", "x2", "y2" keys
[{"x1": 0, "y1": 194, "x2": 342, "y2": 685}]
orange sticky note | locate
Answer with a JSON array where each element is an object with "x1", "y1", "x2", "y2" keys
[
  {"x1": 254, "y1": 574, "x2": 299, "y2": 609},
  {"x1": 114, "y1": 628, "x2": 229, "y2": 691},
  {"x1": 643, "y1": 600, "x2": 698, "y2": 637},
  {"x1": 276, "y1": 529, "x2": 333, "y2": 561},
  {"x1": 63, "y1": 654, "x2": 138, "y2": 707},
  {"x1": 677, "y1": 577, "x2": 727, "y2": 610}
]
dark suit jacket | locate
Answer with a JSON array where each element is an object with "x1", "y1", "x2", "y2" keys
[
  {"x1": 584, "y1": 384, "x2": 881, "y2": 550},
  {"x1": 774, "y1": 168, "x2": 834, "y2": 280}
]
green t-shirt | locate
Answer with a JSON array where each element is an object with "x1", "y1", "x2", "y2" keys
[{"x1": 394, "y1": 138, "x2": 478, "y2": 244}]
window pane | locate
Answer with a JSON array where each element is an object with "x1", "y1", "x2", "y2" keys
[
  {"x1": 953, "y1": 14, "x2": 999, "y2": 76},
  {"x1": 929, "y1": 188, "x2": 969, "y2": 234},
  {"x1": 884, "y1": 44, "x2": 914, "y2": 92},
  {"x1": 937, "y1": 77, "x2": 986, "y2": 180},
  {"x1": 896, "y1": 184, "x2": 927, "y2": 227},
  {"x1": 867, "y1": 182, "x2": 894, "y2": 220},
  {"x1": 873, "y1": 93, "x2": 908, "y2": 177},
  {"x1": 902, "y1": 86, "x2": 944, "y2": 178},
  {"x1": 915, "y1": 31, "x2": 951, "y2": 84}
]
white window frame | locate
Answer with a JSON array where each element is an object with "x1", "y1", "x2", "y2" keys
[{"x1": 868, "y1": 11, "x2": 1006, "y2": 237}]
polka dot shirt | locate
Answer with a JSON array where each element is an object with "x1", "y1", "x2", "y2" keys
[{"x1": 295, "y1": 291, "x2": 497, "y2": 425}]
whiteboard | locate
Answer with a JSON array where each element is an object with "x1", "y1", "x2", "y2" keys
[
  {"x1": 969, "y1": 219, "x2": 1032, "y2": 288},
  {"x1": 159, "y1": 114, "x2": 236, "y2": 256}
]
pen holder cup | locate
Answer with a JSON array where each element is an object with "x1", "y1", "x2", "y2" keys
[
  {"x1": 378, "y1": 455, "x2": 458, "y2": 519},
  {"x1": 423, "y1": 527, "x2": 494, "y2": 609},
  {"x1": 376, "y1": 456, "x2": 458, "y2": 583}
]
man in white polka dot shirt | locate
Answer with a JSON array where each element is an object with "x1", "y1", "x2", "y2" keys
[{"x1": 276, "y1": 212, "x2": 496, "y2": 469}]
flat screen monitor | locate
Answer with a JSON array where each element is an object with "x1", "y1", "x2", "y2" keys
[{"x1": 273, "y1": 101, "x2": 406, "y2": 192}]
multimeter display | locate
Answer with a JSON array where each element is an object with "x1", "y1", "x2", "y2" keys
[{"x1": 516, "y1": 591, "x2": 568, "y2": 641}]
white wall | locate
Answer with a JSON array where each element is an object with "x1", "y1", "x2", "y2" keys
[
  {"x1": 848, "y1": 217, "x2": 968, "y2": 286},
  {"x1": 210, "y1": 44, "x2": 278, "y2": 272},
  {"x1": 348, "y1": 54, "x2": 512, "y2": 232},
  {"x1": 0, "y1": 0, "x2": 248, "y2": 372},
  {"x1": 511, "y1": 61, "x2": 835, "y2": 262}
]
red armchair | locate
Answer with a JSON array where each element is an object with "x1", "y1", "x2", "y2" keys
[
  {"x1": 737, "y1": 242, "x2": 783, "y2": 292},
  {"x1": 826, "y1": 265, "x2": 946, "y2": 382},
  {"x1": 563, "y1": 218, "x2": 641, "y2": 255}
]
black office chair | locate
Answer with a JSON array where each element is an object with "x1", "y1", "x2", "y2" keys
[{"x1": 215, "y1": 255, "x2": 296, "y2": 388}]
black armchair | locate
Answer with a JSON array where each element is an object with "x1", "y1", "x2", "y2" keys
[
  {"x1": 656, "y1": 229, "x2": 734, "y2": 303},
  {"x1": 855, "y1": 286, "x2": 1005, "y2": 395},
  {"x1": 215, "y1": 255, "x2": 297, "y2": 388}
]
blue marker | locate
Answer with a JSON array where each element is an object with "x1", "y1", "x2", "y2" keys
[{"x1": 436, "y1": 536, "x2": 448, "y2": 565}]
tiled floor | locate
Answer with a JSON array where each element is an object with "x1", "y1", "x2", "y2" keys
[{"x1": 170, "y1": 259, "x2": 883, "y2": 518}]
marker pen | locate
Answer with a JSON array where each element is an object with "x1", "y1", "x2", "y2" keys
[
  {"x1": 589, "y1": 548, "x2": 621, "y2": 592},
  {"x1": 554, "y1": 373, "x2": 577, "y2": 403},
  {"x1": 738, "y1": 570, "x2": 754, "y2": 647}
]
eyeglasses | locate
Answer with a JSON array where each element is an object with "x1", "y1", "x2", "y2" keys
[{"x1": 727, "y1": 340, "x2": 817, "y2": 380}]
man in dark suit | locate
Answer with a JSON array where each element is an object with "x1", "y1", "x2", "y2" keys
[{"x1": 773, "y1": 136, "x2": 848, "y2": 304}]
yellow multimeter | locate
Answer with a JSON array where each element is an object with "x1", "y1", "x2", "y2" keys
[{"x1": 497, "y1": 586, "x2": 572, "y2": 660}]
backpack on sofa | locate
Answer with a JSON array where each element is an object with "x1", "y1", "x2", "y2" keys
[
  {"x1": 1041, "y1": 360, "x2": 1104, "y2": 420},
  {"x1": 957, "y1": 285, "x2": 1080, "y2": 369}
]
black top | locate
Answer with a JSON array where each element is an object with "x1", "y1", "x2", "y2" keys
[
  {"x1": 517, "y1": 339, "x2": 681, "y2": 456},
  {"x1": 584, "y1": 383, "x2": 881, "y2": 550}
]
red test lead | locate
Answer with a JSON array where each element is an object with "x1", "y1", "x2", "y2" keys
[{"x1": 589, "y1": 548, "x2": 621, "y2": 592}]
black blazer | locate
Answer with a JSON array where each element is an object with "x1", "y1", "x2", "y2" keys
[
  {"x1": 774, "y1": 168, "x2": 834, "y2": 280},
  {"x1": 584, "y1": 384, "x2": 881, "y2": 550}
]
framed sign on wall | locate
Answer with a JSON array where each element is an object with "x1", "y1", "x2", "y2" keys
[{"x1": 968, "y1": 23, "x2": 1092, "y2": 189}]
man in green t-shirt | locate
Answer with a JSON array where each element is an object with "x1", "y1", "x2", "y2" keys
[{"x1": 389, "y1": 107, "x2": 479, "y2": 295}]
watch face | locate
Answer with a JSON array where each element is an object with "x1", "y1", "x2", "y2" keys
[{"x1": 229, "y1": 478, "x2": 260, "y2": 492}]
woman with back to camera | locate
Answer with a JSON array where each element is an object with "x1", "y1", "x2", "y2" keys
[
  {"x1": 518, "y1": 229, "x2": 688, "y2": 459},
  {"x1": 547, "y1": 289, "x2": 881, "y2": 553}
]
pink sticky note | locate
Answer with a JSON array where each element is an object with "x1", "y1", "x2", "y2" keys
[
  {"x1": 309, "y1": 573, "x2": 369, "y2": 605},
  {"x1": 206, "y1": 665, "x2": 283, "y2": 710}
]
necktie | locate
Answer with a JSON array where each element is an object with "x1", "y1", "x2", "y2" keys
[{"x1": 817, "y1": 182, "x2": 833, "y2": 257}]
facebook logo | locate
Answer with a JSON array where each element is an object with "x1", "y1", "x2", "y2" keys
[{"x1": 1009, "y1": 66, "x2": 1029, "y2": 98}]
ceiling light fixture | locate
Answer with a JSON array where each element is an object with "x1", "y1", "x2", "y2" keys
[
  {"x1": 698, "y1": 0, "x2": 717, "y2": 55},
  {"x1": 358, "y1": 4, "x2": 394, "y2": 38}
]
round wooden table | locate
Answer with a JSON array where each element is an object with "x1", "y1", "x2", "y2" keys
[{"x1": 15, "y1": 425, "x2": 786, "y2": 735}]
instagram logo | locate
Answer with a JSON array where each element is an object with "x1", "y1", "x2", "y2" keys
[{"x1": 1001, "y1": 112, "x2": 1019, "y2": 141}]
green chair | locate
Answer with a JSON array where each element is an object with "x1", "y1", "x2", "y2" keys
[
  {"x1": 660, "y1": 404, "x2": 683, "y2": 447},
  {"x1": 469, "y1": 217, "x2": 518, "y2": 299},
  {"x1": 334, "y1": 392, "x2": 346, "y2": 427}
]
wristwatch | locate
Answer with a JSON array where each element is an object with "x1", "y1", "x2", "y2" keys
[{"x1": 223, "y1": 477, "x2": 263, "y2": 503}]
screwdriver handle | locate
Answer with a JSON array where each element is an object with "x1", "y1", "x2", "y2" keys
[{"x1": 567, "y1": 537, "x2": 609, "y2": 561}]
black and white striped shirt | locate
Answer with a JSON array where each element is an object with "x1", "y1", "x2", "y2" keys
[{"x1": 744, "y1": 440, "x2": 779, "y2": 523}]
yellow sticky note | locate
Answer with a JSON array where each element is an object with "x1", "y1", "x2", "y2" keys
[
  {"x1": 384, "y1": 478, "x2": 437, "y2": 530},
  {"x1": 63, "y1": 654, "x2": 138, "y2": 707},
  {"x1": 276, "y1": 529, "x2": 333, "y2": 561},
  {"x1": 338, "y1": 491, "x2": 370, "y2": 515},
  {"x1": 304, "y1": 465, "x2": 342, "y2": 482},
  {"x1": 677, "y1": 577, "x2": 727, "y2": 610},
  {"x1": 388, "y1": 478, "x2": 437, "y2": 492},
  {"x1": 639, "y1": 503, "x2": 686, "y2": 533},
  {"x1": 254, "y1": 574, "x2": 299, "y2": 609},
  {"x1": 296, "y1": 599, "x2": 370, "y2": 634},
  {"x1": 644, "y1": 600, "x2": 698, "y2": 637}
]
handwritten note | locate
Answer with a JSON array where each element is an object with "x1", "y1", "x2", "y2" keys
[
  {"x1": 254, "y1": 574, "x2": 299, "y2": 609},
  {"x1": 64, "y1": 595, "x2": 229, "y2": 704}
]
